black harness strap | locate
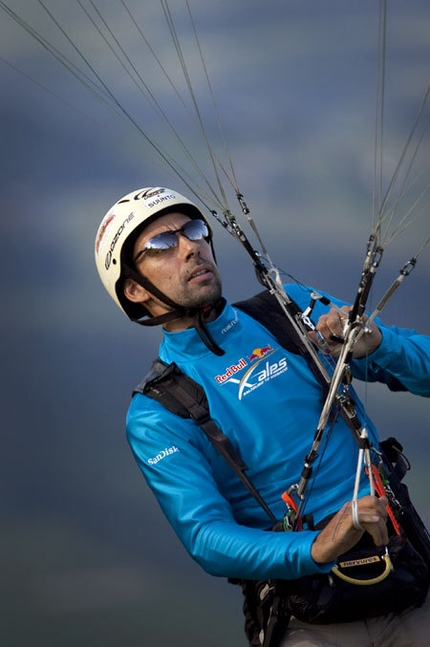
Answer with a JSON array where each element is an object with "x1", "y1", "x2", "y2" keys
[
  {"x1": 135, "y1": 358, "x2": 278, "y2": 524},
  {"x1": 233, "y1": 290, "x2": 304, "y2": 356}
]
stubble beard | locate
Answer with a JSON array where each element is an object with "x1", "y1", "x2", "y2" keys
[{"x1": 179, "y1": 269, "x2": 222, "y2": 310}]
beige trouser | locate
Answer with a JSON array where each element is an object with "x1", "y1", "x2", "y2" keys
[{"x1": 280, "y1": 596, "x2": 430, "y2": 646}]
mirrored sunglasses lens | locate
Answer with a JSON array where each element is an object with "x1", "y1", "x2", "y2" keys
[
  {"x1": 185, "y1": 219, "x2": 209, "y2": 240},
  {"x1": 140, "y1": 219, "x2": 209, "y2": 256},
  {"x1": 146, "y1": 231, "x2": 178, "y2": 250}
]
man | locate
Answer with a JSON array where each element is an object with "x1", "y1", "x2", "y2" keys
[{"x1": 95, "y1": 186, "x2": 430, "y2": 646}]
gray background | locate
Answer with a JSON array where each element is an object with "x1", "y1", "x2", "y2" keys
[{"x1": 1, "y1": 1, "x2": 429, "y2": 645}]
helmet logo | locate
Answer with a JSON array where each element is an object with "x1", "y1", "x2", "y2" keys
[
  {"x1": 147, "y1": 193, "x2": 176, "y2": 208},
  {"x1": 95, "y1": 214, "x2": 115, "y2": 254},
  {"x1": 134, "y1": 187, "x2": 165, "y2": 201},
  {"x1": 133, "y1": 187, "x2": 176, "y2": 209},
  {"x1": 105, "y1": 212, "x2": 134, "y2": 270}
]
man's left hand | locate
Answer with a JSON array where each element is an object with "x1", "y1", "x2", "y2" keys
[{"x1": 314, "y1": 306, "x2": 382, "y2": 358}]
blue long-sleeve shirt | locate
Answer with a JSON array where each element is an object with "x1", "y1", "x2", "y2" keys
[{"x1": 126, "y1": 284, "x2": 430, "y2": 581}]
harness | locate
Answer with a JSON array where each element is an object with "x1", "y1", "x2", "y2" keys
[
  {"x1": 132, "y1": 289, "x2": 430, "y2": 646},
  {"x1": 133, "y1": 289, "x2": 395, "y2": 525}
]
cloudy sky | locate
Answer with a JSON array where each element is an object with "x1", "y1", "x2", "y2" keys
[{"x1": 1, "y1": 1, "x2": 429, "y2": 645}]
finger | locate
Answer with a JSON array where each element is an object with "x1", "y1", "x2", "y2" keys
[
  {"x1": 362, "y1": 518, "x2": 389, "y2": 547},
  {"x1": 353, "y1": 497, "x2": 389, "y2": 546},
  {"x1": 315, "y1": 319, "x2": 337, "y2": 343},
  {"x1": 324, "y1": 309, "x2": 348, "y2": 337},
  {"x1": 329, "y1": 333, "x2": 345, "y2": 344}
]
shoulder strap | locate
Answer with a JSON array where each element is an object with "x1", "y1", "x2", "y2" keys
[
  {"x1": 134, "y1": 358, "x2": 278, "y2": 524},
  {"x1": 233, "y1": 289, "x2": 303, "y2": 356}
]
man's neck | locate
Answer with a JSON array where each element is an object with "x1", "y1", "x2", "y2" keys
[{"x1": 162, "y1": 298, "x2": 225, "y2": 332}]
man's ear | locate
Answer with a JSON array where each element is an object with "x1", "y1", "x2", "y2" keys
[{"x1": 123, "y1": 278, "x2": 150, "y2": 304}]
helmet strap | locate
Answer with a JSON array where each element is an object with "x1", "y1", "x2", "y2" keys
[
  {"x1": 191, "y1": 308, "x2": 225, "y2": 356},
  {"x1": 124, "y1": 264, "x2": 225, "y2": 355}
]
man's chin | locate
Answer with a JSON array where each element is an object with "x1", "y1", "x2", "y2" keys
[{"x1": 185, "y1": 281, "x2": 222, "y2": 307}]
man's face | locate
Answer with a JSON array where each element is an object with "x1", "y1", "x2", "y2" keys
[{"x1": 131, "y1": 212, "x2": 222, "y2": 319}]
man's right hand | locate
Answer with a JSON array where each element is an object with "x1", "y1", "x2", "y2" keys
[{"x1": 311, "y1": 495, "x2": 389, "y2": 564}]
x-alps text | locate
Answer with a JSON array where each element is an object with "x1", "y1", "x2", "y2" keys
[{"x1": 214, "y1": 347, "x2": 288, "y2": 400}]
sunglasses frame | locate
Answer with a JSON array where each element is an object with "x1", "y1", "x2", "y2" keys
[{"x1": 134, "y1": 219, "x2": 210, "y2": 263}]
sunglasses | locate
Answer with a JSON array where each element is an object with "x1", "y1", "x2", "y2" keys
[{"x1": 134, "y1": 219, "x2": 210, "y2": 262}]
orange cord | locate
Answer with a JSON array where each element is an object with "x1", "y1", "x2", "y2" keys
[{"x1": 367, "y1": 464, "x2": 402, "y2": 536}]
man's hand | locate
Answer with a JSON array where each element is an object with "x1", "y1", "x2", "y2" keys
[
  {"x1": 311, "y1": 495, "x2": 389, "y2": 564},
  {"x1": 314, "y1": 306, "x2": 382, "y2": 358}
]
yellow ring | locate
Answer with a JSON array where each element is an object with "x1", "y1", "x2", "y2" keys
[{"x1": 331, "y1": 553, "x2": 392, "y2": 586}]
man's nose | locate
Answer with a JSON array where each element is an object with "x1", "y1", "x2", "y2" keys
[{"x1": 177, "y1": 233, "x2": 202, "y2": 258}]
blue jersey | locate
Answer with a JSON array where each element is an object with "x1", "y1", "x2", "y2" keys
[{"x1": 126, "y1": 284, "x2": 430, "y2": 581}]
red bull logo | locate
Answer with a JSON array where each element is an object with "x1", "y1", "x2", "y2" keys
[
  {"x1": 215, "y1": 358, "x2": 247, "y2": 383},
  {"x1": 248, "y1": 345, "x2": 273, "y2": 361}
]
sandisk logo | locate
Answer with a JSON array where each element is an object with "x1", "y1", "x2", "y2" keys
[{"x1": 147, "y1": 445, "x2": 180, "y2": 465}]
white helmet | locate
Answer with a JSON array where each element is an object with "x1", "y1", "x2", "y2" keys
[{"x1": 94, "y1": 186, "x2": 212, "y2": 320}]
